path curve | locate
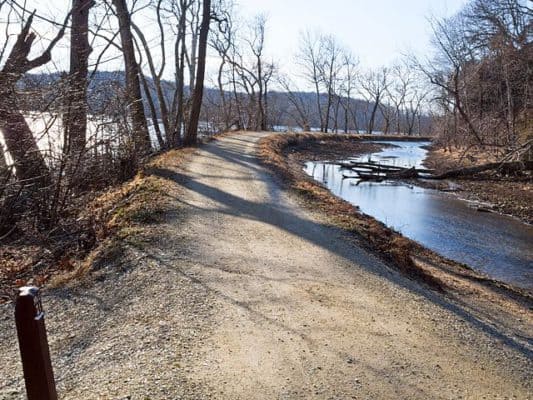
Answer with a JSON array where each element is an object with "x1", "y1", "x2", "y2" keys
[
  {"x1": 158, "y1": 131, "x2": 531, "y2": 398},
  {"x1": 0, "y1": 131, "x2": 531, "y2": 399}
]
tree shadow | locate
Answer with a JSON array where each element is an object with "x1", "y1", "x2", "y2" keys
[{"x1": 148, "y1": 135, "x2": 533, "y2": 359}]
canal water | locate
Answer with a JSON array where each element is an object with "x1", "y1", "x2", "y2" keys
[{"x1": 304, "y1": 141, "x2": 533, "y2": 291}]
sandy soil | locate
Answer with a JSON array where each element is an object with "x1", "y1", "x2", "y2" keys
[{"x1": 1, "y1": 131, "x2": 531, "y2": 399}]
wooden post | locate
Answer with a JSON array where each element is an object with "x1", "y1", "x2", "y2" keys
[{"x1": 15, "y1": 286, "x2": 58, "y2": 400}]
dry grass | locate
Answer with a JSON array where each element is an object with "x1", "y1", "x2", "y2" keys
[
  {"x1": 0, "y1": 148, "x2": 194, "y2": 302},
  {"x1": 424, "y1": 145, "x2": 501, "y2": 174}
]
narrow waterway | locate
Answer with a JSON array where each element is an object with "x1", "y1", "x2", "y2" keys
[{"x1": 304, "y1": 141, "x2": 533, "y2": 291}]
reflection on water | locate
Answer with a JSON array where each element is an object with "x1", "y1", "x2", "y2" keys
[{"x1": 304, "y1": 141, "x2": 533, "y2": 291}]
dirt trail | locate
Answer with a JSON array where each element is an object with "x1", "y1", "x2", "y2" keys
[{"x1": 1, "y1": 131, "x2": 531, "y2": 399}]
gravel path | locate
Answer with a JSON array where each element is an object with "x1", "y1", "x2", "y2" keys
[{"x1": 1, "y1": 131, "x2": 532, "y2": 399}]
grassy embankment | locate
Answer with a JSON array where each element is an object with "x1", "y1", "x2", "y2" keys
[{"x1": 0, "y1": 148, "x2": 194, "y2": 302}]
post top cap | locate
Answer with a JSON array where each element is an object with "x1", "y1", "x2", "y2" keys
[{"x1": 18, "y1": 286, "x2": 39, "y2": 297}]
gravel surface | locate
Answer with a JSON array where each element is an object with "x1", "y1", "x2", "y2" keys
[{"x1": 1, "y1": 131, "x2": 532, "y2": 399}]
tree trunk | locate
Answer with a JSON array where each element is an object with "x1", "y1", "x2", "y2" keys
[
  {"x1": 256, "y1": 56, "x2": 265, "y2": 131},
  {"x1": 313, "y1": 70, "x2": 323, "y2": 132},
  {"x1": 184, "y1": 0, "x2": 211, "y2": 146},
  {"x1": 451, "y1": 69, "x2": 483, "y2": 144},
  {"x1": 0, "y1": 12, "x2": 66, "y2": 189},
  {"x1": 324, "y1": 68, "x2": 335, "y2": 133},
  {"x1": 112, "y1": 0, "x2": 151, "y2": 153},
  {"x1": 349, "y1": 105, "x2": 359, "y2": 134},
  {"x1": 231, "y1": 64, "x2": 243, "y2": 129},
  {"x1": 341, "y1": 99, "x2": 349, "y2": 133},
  {"x1": 324, "y1": 91, "x2": 332, "y2": 133},
  {"x1": 263, "y1": 80, "x2": 269, "y2": 131},
  {"x1": 379, "y1": 104, "x2": 391, "y2": 134},
  {"x1": 217, "y1": 59, "x2": 231, "y2": 130},
  {"x1": 395, "y1": 105, "x2": 401, "y2": 134},
  {"x1": 174, "y1": 35, "x2": 186, "y2": 146},
  {"x1": 0, "y1": 89, "x2": 50, "y2": 187},
  {"x1": 140, "y1": 72, "x2": 165, "y2": 149},
  {"x1": 367, "y1": 97, "x2": 380, "y2": 135},
  {"x1": 188, "y1": 1, "x2": 201, "y2": 91},
  {"x1": 132, "y1": 21, "x2": 170, "y2": 144},
  {"x1": 333, "y1": 95, "x2": 341, "y2": 133},
  {"x1": 406, "y1": 106, "x2": 417, "y2": 136},
  {"x1": 64, "y1": 0, "x2": 93, "y2": 159},
  {"x1": 172, "y1": 3, "x2": 188, "y2": 147}
]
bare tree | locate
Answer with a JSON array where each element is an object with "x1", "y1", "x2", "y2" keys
[
  {"x1": 174, "y1": 0, "x2": 193, "y2": 146},
  {"x1": 386, "y1": 63, "x2": 410, "y2": 134},
  {"x1": 403, "y1": 86, "x2": 428, "y2": 136},
  {"x1": 338, "y1": 52, "x2": 359, "y2": 133},
  {"x1": 297, "y1": 31, "x2": 325, "y2": 131},
  {"x1": 0, "y1": 11, "x2": 68, "y2": 188},
  {"x1": 423, "y1": 14, "x2": 484, "y2": 144},
  {"x1": 184, "y1": 0, "x2": 211, "y2": 145},
  {"x1": 64, "y1": 0, "x2": 95, "y2": 163},
  {"x1": 111, "y1": 0, "x2": 151, "y2": 153},
  {"x1": 209, "y1": 0, "x2": 235, "y2": 130},
  {"x1": 131, "y1": 0, "x2": 168, "y2": 148},
  {"x1": 131, "y1": 0, "x2": 218, "y2": 146},
  {"x1": 297, "y1": 32, "x2": 347, "y2": 132},
  {"x1": 359, "y1": 67, "x2": 389, "y2": 135},
  {"x1": 319, "y1": 35, "x2": 344, "y2": 132},
  {"x1": 419, "y1": 0, "x2": 531, "y2": 151},
  {"x1": 218, "y1": 13, "x2": 275, "y2": 131},
  {"x1": 248, "y1": 14, "x2": 267, "y2": 130},
  {"x1": 278, "y1": 75, "x2": 312, "y2": 131}
]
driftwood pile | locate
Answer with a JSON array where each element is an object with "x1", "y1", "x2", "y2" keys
[
  {"x1": 338, "y1": 160, "x2": 533, "y2": 182},
  {"x1": 338, "y1": 161, "x2": 432, "y2": 182}
]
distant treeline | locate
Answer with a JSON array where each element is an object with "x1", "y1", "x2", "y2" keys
[{"x1": 19, "y1": 71, "x2": 432, "y2": 135}]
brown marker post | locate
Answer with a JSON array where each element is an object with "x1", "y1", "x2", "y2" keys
[{"x1": 15, "y1": 286, "x2": 58, "y2": 400}]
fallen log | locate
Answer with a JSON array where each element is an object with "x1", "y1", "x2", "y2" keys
[
  {"x1": 428, "y1": 161, "x2": 533, "y2": 180},
  {"x1": 387, "y1": 167, "x2": 420, "y2": 179},
  {"x1": 342, "y1": 167, "x2": 420, "y2": 181},
  {"x1": 337, "y1": 161, "x2": 404, "y2": 171},
  {"x1": 355, "y1": 171, "x2": 384, "y2": 182},
  {"x1": 337, "y1": 161, "x2": 434, "y2": 173},
  {"x1": 339, "y1": 160, "x2": 531, "y2": 183}
]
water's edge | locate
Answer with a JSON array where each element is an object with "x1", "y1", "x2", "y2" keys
[{"x1": 304, "y1": 141, "x2": 533, "y2": 290}]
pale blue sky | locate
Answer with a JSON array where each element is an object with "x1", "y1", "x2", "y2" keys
[{"x1": 236, "y1": 0, "x2": 468, "y2": 70}]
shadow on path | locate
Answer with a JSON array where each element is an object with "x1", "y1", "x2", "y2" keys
[{"x1": 148, "y1": 135, "x2": 533, "y2": 359}]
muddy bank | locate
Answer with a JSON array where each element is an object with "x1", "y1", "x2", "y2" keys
[
  {"x1": 424, "y1": 146, "x2": 533, "y2": 224},
  {"x1": 286, "y1": 137, "x2": 388, "y2": 162}
]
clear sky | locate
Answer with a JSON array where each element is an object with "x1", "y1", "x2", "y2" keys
[{"x1": 235, "y1": 0, "x2": 468, "y2": 71}]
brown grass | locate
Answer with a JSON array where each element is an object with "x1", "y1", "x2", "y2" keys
[
  {"x1": 0, "y1": 148, "x2": 194, "y2": 302},
  {"x1": 424, "y1": 146, "x2": 501, "y2": 174}
]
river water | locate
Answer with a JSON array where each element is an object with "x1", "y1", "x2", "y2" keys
[{"x1": 304, "y1": 141, "x2": 533, "y2": 291}]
